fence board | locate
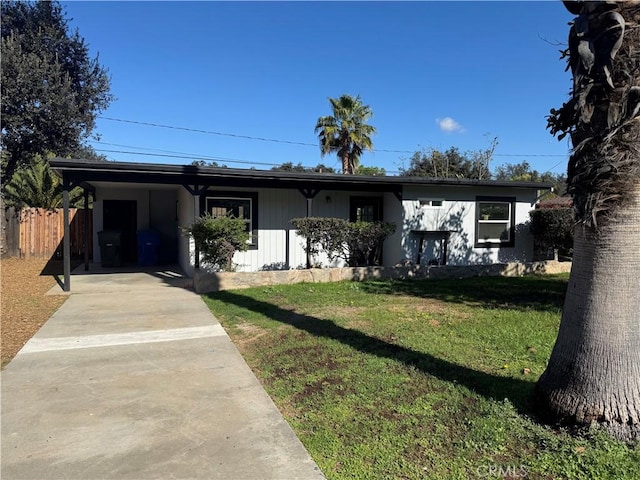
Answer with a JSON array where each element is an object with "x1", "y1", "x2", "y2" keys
[
  {"x1": 1, "y1": 206, "x2": 21, "y2": 257},
  {"x1": 2, "y1": 208, "x2": 92, "y2": 259}
]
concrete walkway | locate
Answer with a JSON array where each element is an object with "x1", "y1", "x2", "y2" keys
[{"x1": 1, "y1": 266, "x2": 325, "y2": 480}]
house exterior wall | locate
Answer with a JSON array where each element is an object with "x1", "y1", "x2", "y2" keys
[
  {"x1": 200, "y1": 187, "x2": 367, "y2": 272},
  {"x1": 92, "y1": 182, "x2": 540, "y2": 275},
  {"x1": 401, "y1": 185, "x2": 537, "y2": 266}
]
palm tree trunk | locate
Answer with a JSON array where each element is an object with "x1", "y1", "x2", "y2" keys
[
  {"x1": 342, "y1": 155, "x2": 350, "y2": 175},
  {"x1": 536, "y1": 184, "x2": 640, "y2": 441}
]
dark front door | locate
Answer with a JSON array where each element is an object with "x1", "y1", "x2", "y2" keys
[{"x1": 103, "y1": 200, "x2": 137, "y2": 264}]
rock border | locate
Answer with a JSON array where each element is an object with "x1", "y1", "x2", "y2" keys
[{"x1": 193, "y1": 261, "x2": 572, "y2": 293}]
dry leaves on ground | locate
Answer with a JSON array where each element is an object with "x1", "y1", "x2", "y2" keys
[{"x1": 1, "y1": 257, "x2": 67, "y2": 366}]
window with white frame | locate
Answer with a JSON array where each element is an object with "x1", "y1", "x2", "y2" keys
[
  {"x1": 205, "y1": 193, "x2": 258, "y2": 248},
  {"x1": 475, "y1": 197, "x2": 515, "y2": 247}
]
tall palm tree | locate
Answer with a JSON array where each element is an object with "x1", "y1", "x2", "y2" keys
[
  {"x1": 537, "y1": 1, "x2": 640, "y2": 441},
  {"x1": 315, "y1": 94, "x2": 376, "y2": 175}
]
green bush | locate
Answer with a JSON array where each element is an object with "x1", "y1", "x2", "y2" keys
[
  {"x1": 529, "y1": 207, "x2": 574, "y2": 259},
  {"x1": 291, "y1": 217, "x2": 396, "y2": 267},
  {"x1": 184, "y1": 214, "x2": 250, "y2": 271}
]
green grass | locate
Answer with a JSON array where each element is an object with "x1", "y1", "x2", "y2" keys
[{"x1": 202, "y1": 275, "x2": 640, "y2": 480}]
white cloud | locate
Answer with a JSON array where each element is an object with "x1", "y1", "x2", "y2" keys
[{"x1": 436, "y1": 117, "x2": 465, "y2": 133}]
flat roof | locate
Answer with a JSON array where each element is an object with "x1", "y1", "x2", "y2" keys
[{"x1": 50, "y1": 158, "x2": 553, "y2": 192}]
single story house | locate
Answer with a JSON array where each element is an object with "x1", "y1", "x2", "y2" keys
[{"x1": 50, "y1": 158, "x2": 552, "y2": 291}]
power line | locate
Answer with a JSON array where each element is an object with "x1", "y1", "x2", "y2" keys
[
  {"x1": 98, "y1": 116, "x2": 415, "y2": 153},
  {"x1": 92, "y1": 141, "x2": 332, "y2": 169},
  {"x1": 494, "y1": 153, "x2": 567, "y2": 158},
  {"x1": 99, "y1": 116, "x2": 319, "y2": 147},
  {"x1": 97, "y1": 115, "x2": 570, "y2": 158},
  {"x1": 94, "y1": 149, "x2": 279, "y2": 168},
  {"x1": 94, "y1": 143, "x2": 567, "y2": 176}
]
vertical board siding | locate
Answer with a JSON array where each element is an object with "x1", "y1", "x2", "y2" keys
[{"x1": 4, "y1": 208, "x2": 93, "y2": 259}]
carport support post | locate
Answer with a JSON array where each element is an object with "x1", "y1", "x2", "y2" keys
[
  {"x1": 299, "y1": 188, "x2": 319, "y2": 269},
  {"x1": 62, "y1": 177, "x2": 71, "y2": 292},
  {"x1": 83, "y1": 188, "x2": 90, "y2": 271},
  {"x1": 306, "y1": 197, "x2": 312, "y2": 268},
  {"x1": 194, "y1": 192, "x2": 200, "y2": 269}
]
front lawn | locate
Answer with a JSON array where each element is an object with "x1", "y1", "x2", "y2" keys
[{"x1": 202, "y1": 275, "x2": 640, "y2": 480}]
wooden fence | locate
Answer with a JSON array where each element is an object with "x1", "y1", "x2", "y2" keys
[{"x1": 2, "y1": 207, "x2": 93, "y2": 259}]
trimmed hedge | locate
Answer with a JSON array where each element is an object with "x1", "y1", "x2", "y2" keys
[
  {"x1": 291, "y1": 217, "x2": 396, "y2": 267},
  {"x1": 184, "y1": 214, "x2": 250, "y2": 271}
]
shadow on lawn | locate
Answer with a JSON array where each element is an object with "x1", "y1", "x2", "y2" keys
[
  {"x1": 359, "y1": 275, "x2": 568, "y2": 313},
  {"x1": 208, "y1": 289, "x2": 548, "y2": 417}
]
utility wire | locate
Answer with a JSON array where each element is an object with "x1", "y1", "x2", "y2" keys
[
  {"x1": 92, "y1": 141, "x2": 331, "y2": 169},
  {"x1": 94, "y1": 149, "x2": 279, "y2": 168},
  {"x1": 94, "y1": 144, "x2": 567, "y2": 175},
  {"x1": 97, "y1": 116, "x2": 570, "y2": 158},
  {"x1": 99, "y1": 116, "x2": 319, "y2": 147}
]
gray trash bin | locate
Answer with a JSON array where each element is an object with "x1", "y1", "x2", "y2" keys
[{"x1": 98, "y1": 230, "x2": 122, "y2": 267}]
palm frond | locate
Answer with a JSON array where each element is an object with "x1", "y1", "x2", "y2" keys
[{"x1": 551, "y1": 2, "x2": 640, "y2": 228}]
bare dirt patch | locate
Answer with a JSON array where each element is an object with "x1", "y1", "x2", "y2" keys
[
  {"x1": 316, "y1": 305, "x2": 368, "y2": 320},
  {"x1": 389, "y1": 296, "x2": 455, "y2": 315},
  {"x1": 1, "y1": 257, "x2": 67, "y2": 366},
  {"x1": 232, "y1": 322, "x2": 269, "y2": 351}
]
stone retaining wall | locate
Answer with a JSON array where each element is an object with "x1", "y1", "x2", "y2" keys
[{"x1": 193, "y1": 261, "x2": 572, "y2": 293}]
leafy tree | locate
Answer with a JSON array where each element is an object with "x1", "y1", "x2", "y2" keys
[
  {"x1": 400, "y1": 140, "x2": 496, "y2": 180},
  {"x1": 536, "y1": 1, "x2": 640, "y2": 441},
  {"x1": 191, "y1": 160, "x2": 227, "y2": 168},
  {"x1": 72, "y1": 145, "x2": 109, "y2": 163},
  {"x1": 270, "y1": 162, "x2": 336, "y2": 173},
  {"x1": 315, "y1": 94, "x2": 376, "y2": 175},
  {"x1": 494, "y1": 161, "x2": 568, "y2": 194},
  {"x1": 466, "y1": 136, "x2": 497, "y2": 180},
  {"x1": 3, "y1": 154, "x2": 83, "y2": 208},
  {"x1": 356, "y1": 165, "x2": 386, "y2": 176},
  {"x1": 1, "y1": 0, "x2": 113, "y2": 185},
  {"x1": 401, "y1": 147, "x2": 472, "y2": 178}
]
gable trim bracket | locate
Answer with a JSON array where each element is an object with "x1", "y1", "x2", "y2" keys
[
  {"x1": 183, "y1": 184, "x2": 209, "y2": 196},
  {"x1": 298, "y1": 188, "x2": 321, "y2": 199}
]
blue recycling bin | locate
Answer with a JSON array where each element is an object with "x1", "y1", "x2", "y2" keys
[{"x1": 137, "y1": 230, "x2": 160, "y2": 266}]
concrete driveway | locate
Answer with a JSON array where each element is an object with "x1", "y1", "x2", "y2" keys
[{"x1": 1, "y1": 266, "x2": 324, "y2": 480}]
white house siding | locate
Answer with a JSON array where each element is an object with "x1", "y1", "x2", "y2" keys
[
  {"x1": 227, "y1": 188, "x2": 360, "y2": 272},
  {"x1": 228, "y1": 188, "x2": 306, "y2": 272},
  {"x1": 382, "y1": 191, "x2": 404, "y2": 267},
  {"x1": 177, "y1": 186, "x2": 196, "y2": 276},
  {"x1": 401, "y1": 185, "x2": 537, "y2": 266},
  {"x1": 167, "y1": 186, "x2": 382, "y2": 274}
]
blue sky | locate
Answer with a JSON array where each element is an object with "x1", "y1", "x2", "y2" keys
[{"x1": 62, "y1": 1, "x2": 575, "y2": 175}]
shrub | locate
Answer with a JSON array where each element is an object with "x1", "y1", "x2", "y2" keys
[
  {"x1": 184, "y1": 214, "x2": 250, "y2": 271},
  {"x1": 529, "y1": 207, "x2": 574, "y2": 259},
  {"x1": 291, "y1": 217, "x2": 396, "y2": 267}
]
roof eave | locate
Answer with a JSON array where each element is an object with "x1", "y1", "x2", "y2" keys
[{"x1": 49, "y1": 158, "x2": 553, "y2": 190}]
